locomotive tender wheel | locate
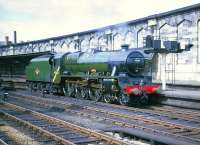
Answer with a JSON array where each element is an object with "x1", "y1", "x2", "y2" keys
[
  {"x1": 46, "y1": 84, "x2": 51, "y2": 94},
  {"x1": 49, "y1": 84, "x2": 54, "y2": 95},
  {"x1": 28, "y1": 82, "x2": 33, "y2": 92},
  {"x1": 38, "y1": 83, "x2": 45, "y2": 96},
  {"x1": 38, "y1": 83, "x2": 42, "y2": 91},
  {"x1": 33, "y1": 83, "x2": 38, "y2": 92},
  {"x1": 119, "y1": 93, "x2": 130, "y2": 105}
]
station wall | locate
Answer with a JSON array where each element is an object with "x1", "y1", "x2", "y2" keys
[{"x1": 65, "y1": 10, "x2": 200, "y2": 85}]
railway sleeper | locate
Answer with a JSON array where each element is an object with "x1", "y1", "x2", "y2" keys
[{"x1": 71, "y1": 137, "x2": 99, "y2": 144}]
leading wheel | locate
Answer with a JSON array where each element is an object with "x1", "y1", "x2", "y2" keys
[
  {"x1": 139, "y1": 92, "x2": 149, "y2": 105},
  {"x1": 119, "y1": 93, "x2": 130, "y2": 105}
]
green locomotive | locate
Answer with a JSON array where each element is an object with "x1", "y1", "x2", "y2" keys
[{"x1": 26, "y1": 47, "x2": 160, "y2": 105}]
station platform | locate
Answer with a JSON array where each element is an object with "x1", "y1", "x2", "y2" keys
[
  {"x1": 162, "y1": 87, "x2": 200, "y2": 100},
  {"x1": 160, "y1": 87, "x2": 200, "y2": 109}
]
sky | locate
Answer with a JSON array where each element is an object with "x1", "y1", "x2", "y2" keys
[{"x1": 0, "y1": 0, "x2": 200, "y2": 42}]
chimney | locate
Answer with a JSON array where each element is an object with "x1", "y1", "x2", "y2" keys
[
  {"x1": 5, "y1": 36, "x2": 9, "y2": 45},
  {"x1": 14, "y1": 31, "x2": 17, "y2": 44}
]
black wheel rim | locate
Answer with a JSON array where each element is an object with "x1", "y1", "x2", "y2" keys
[
  {"x1": 139, "y1": 93, "x2": 149, "y2": 104},
  {"x1": 119, "y1": 93, "x2": 129, "y2": 105}
]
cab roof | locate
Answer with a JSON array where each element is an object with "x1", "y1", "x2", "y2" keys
[
  {"x1": 30, "y1": 52, "x2": 69, "y2": 62},
  {"x1": 30, "y1": 54, "x2": 52, "y2": 62}
]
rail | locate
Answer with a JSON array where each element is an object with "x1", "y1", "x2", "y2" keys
[
  {"x1": 7, "y1": 92, "x2": 200, "y2": 145},
  {"x1": 1, "y1": 102, "x2": 130, "y2": 145}
]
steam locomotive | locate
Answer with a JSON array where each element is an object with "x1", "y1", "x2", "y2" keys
[{"x1": 26, "y1": 45, "x2": 160, "y2": 105}]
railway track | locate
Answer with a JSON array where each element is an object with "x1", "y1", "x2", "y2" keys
[
  {"x1": 12, "y1": 91, "x2": 200, "y2": 123},
  {"x1": 2, "y1": 89, "x2": 198, "y2": 123},
  {"x1": 86, "y1": 100, "x2": 200, "y2": 123},
  {"x1": 0, "y1": 132, "x2": 18, "y2": 145},
  {"x1": 0, "y1": 103, "x2": 130, "y2": 145},
  {"x1": 6, "y1": 91, "x2": 200, "y2": 145},
  {"x1": 1, "y1": 77, "x2": 200, "y2": 109},
  {"x1": 0, "y1": 108, "x2": 66, "y2": 145},
  {"x1": 0, "y1": 116, "x2": 58, "y2": 145}
]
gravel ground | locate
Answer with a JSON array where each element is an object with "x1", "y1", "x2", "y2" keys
[{"x1": 48, "y1": 111, "x2": 111, "y2": 130}]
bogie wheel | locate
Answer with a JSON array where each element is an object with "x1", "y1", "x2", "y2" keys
[
  {"x1": 119, "y1": 93, "x2": 130, "y2": 105},
  {"x1": 89, "y1": 89, "x2": 102, "y2": 102},
  {"x1": 139, "y1": 92, "x2": 149, "y2": 105}
]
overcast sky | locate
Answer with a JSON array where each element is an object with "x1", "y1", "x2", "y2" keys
[{"x1": 0, "y1": 0, "x2": 199, "y2": 42}]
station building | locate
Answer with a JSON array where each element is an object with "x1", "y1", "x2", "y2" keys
[{"x1": 0, "y1": 4, "x2": 200, "y2": 86}]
